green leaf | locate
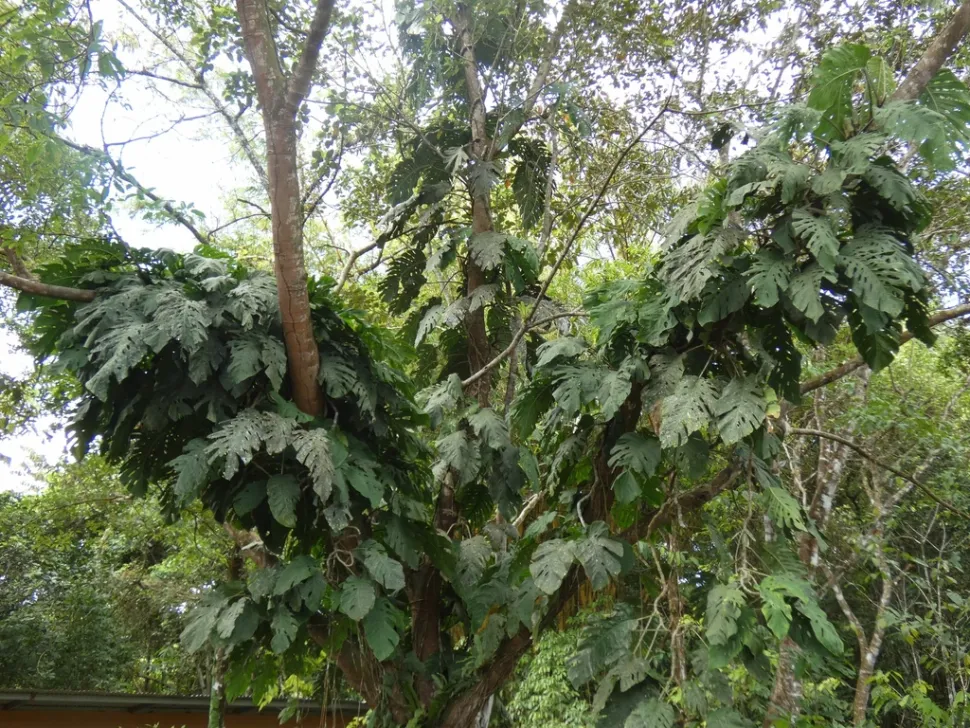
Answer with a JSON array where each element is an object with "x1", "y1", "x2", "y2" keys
[
  {"x1": 467, "y1": 407, "x2": 510, "y2": 450},
  {"x1": 576, "y1": 522, "x2": 624, "y2": 591},
  {"x1": 864, "y1": 56, "x2": 894, "y2": 105},
  {"x1": 764, "y1": 486, "x2": 806, "y2": 531},
  {"x1": 791, "y1": 209, "x2": 840, "y2": 272},
  {"x1": 363, "y1": 598, "x2": 401, "y2": 660},
  {"x1": 531, "y1": 539, "x2": 576, "y2": 594},
  {"x1": 714, "y1": 377, "x2": 767, "y2": 445},
  {"x1": 270, "y1": 607, "x2": 299, "y2": 653},
  {"x1": 624, "y1": 698, "x2": 674, "y2": 728},
  {"x1": 840, "y1": 226, "x2": 924, "y2": 317},
  {"x1": 170, "y1": 439, "x2": 210, "y2": 504},
  {"x1": 216, "y1": 599, "x2": 259, "y2": 644},
  {"x1": 787, "y1": 264, "x2": 832, "y2": 323},
  {"x1": 345, "y1": 466, "x2": 385, "y2": 508},
  {"x1": 267, "y1": 474, "x2": 300, "y2": 528},
  {"x1": 609, "y1": 433, "x2": 662, "y2": 476},
  {"x1": 292, "y1": 428, "x2": 333, "y2": 503},
  {"x1": 319, "y1": 357, "x2": 358, "y2": 398},
  {"x1": 612, "y1": 470, "x2": 640, "y2": 504},
  {"x1": 339, "y1": 576, "x2": 377, "y2": 620},
  {"x1": 469, "y1": 231, "x2": 508, "y2": 271},
  {"x1": 358, "y1": 541, "x2": 406, "y2": 593},
  {"x1": 274, "y1": 555, "x2": 318, "y2": 595},
  {"x1": 457, "y1": 535, "x2": 491, "y2": 586},
  {"x1": 707, "y1": 583, "x2": 745, "y2": 646},
  {"x1": 863, "y1": 164, "x2": 916, "y2": 210},
  {"x1": 698, "y1": 274, "x2": 749, "y2": 326},
  {"x1": 233, "y1": 480, "x2": 266, "y2": 515},
  {"x1": 807, "y1": 43, "x2": 871, "y2": 139},
  {"x1": 707, "y1": 707, "x2": 754, "y2": 728},
  {"x1": 659, "y1": 376, "x2": 719, "y2": 448},
  {"x1": 436, "y1": 431, "x2": 480, "y2": 485},
  {"x1": 535, "y1": 337, "x2": 585, "y2": 368},
  {"x1": 747, "y1": 249, "x2": 792, "y2": 308}
]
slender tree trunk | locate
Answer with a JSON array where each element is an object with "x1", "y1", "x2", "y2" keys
[
  {"x1": 892, "y1": 0, "x2": 970, "y2": 103},
  {"x1": 455, "y1": 4, "x2": 495, "y2": 407},
  {"x1": 208, "y1": 648, "x2": 227, "y2": 728}
]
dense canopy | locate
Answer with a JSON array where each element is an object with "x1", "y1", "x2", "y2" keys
[{"x1": 3, "y1": 0, "x2": 970, "y2": 727}]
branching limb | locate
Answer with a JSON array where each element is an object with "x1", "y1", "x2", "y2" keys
[
  {"x1": 0, "y1": 271, "x2": 95, "y2": 302},
  {"x1": 892, "y1": 0, "x2": 970, "y2": 102},
  {"x1": 800, "y1": 303, "x2": 970, "y2": 395},
  {"x1": 461, "y1": 101, "x2": 670, "y2": 390},
  {"x1": 790, "y1": 428, "x2": 970, "y2": 520},
  {"x1": 283, "y1": 0, "x2": 336, "y2": 116}
]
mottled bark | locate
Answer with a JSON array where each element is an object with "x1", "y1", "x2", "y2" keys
[
  {"x1": 763, "y1": 638, "x2": 803, "y2": 728},
  {"x1": 0, "y1": 271, "x2": 95, "y2": 302}
]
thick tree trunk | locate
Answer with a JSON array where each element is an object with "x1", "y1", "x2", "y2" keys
[
  {"x1": 236, "y1": 0, "x2": 329, "y2": 416},
  {"x1": 265, "y1": 120, "x2": 324, "y2": 415}
]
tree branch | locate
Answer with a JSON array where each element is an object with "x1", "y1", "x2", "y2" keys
[
  {"x1": 799, "y1": 303, "x2": 970, "y2": 395},
  {"x1": 489, "y1": 1, "x2": 574, "y2": 156},
  {"x1": 0, "y1": 271, "x2": 95, "y2": 302},
  {"x1": 790, "y1": 428, "x2": 970, "y2": 520},
  {"x1": 892, "y1": 0, "x2": 970, "y2": 102},
  {"x1": 461, "y1": 102, "x2": 669, "y2": 390},
  {"x1": 283, "y1": 0, "x2": 336, "y2": 116},
  {"x1": 54, "y1": 135, "x2": 210, "y2": 246}
]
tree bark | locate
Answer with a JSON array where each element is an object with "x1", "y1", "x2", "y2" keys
[
  {"x1": 235, "y1": 0, "x2": 334, "y2": 416},
  {"x1": 0, "y1": 271, "x2": 95, "y2": 302},
  {"x1": 892, "y1": 0, "x2": 970, "y2": 103},
  {"x1": 455, "y1": 4, "x2": 495, "y2": 407}
]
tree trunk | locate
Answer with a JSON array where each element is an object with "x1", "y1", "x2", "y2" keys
[
  {"x1": 455, "y1": 4, "x2": 495, "y2": 407},
  {"x1": 236, "y1": 0, "x2": 327, "y2": 416},
  {"x1": 265, "y1": 119, "x2": 324, "y2": 415},
  {"x1": 763, "y1": 637, "x2": 802, "y2": 728},
  {"x1": 892, "y1": 0, "x2": 970, "y2": 103},
  {"x1": 208, "y1": 648, "x2": 227, "y2": 728}
]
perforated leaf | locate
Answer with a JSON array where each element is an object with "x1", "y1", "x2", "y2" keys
[
  {"x1": 747, "y1": 249, "x2": 792, "y2": 308},
  {"x1": 470, "y1": 231, "x2": 508, "y2": 271},
  {"x1": 270, "y1": 607, "x2": 299, "y2": 653},
  {"x1": 706, "y1": 583, "x2": 744, "y2": 646},
  {"x1": 791, "y1": 209, "x2": 840, "y2": 272},
  {"x1": 339, "y1": 576, "x2": 377, "y2": 620},
  {"x1": 467, "y1": 407, "x2": 510, "y2": 450},
  {"x1": 714, "y1": 376, "x2": 767, "y2": 445},
  {"x1": 609, "y1": 433, "x2": 662, "y2": 476},
  {"x1": 659, "y1": 376, "x2": 719, "y2": 448},
  {"x1": 531, "y1": 539, "x2": 575, "y2": 594},
  {"x1": 624, "y1": 698, "x2": 675, "y2": 728},
  {"x1": 292, "y1": 428, "x2": 333, "y2": 503},
  {"x1": 576, "y1": 522, "x2": 624, "y2": 590},
  {"x1": 807, "y1": 43, "x2": 870, "y2": 139},
  {"x1": 358, "y1": 541, "x2": 405, "y2": 593},
  {"x1": 535, "y1": 337, "x2": 585, "y2": 368}
]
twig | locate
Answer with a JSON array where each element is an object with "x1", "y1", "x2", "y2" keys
[
  {"x1": 790, "y1": 428, "x2": 970, "y2": 520},
  {"x1": 461, "y1": 101, "x2": 670, "y2": 390}
]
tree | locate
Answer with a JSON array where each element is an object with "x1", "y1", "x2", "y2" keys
[{"x1": 4, "y1": 0, "x2": 970, "y2": 726}]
